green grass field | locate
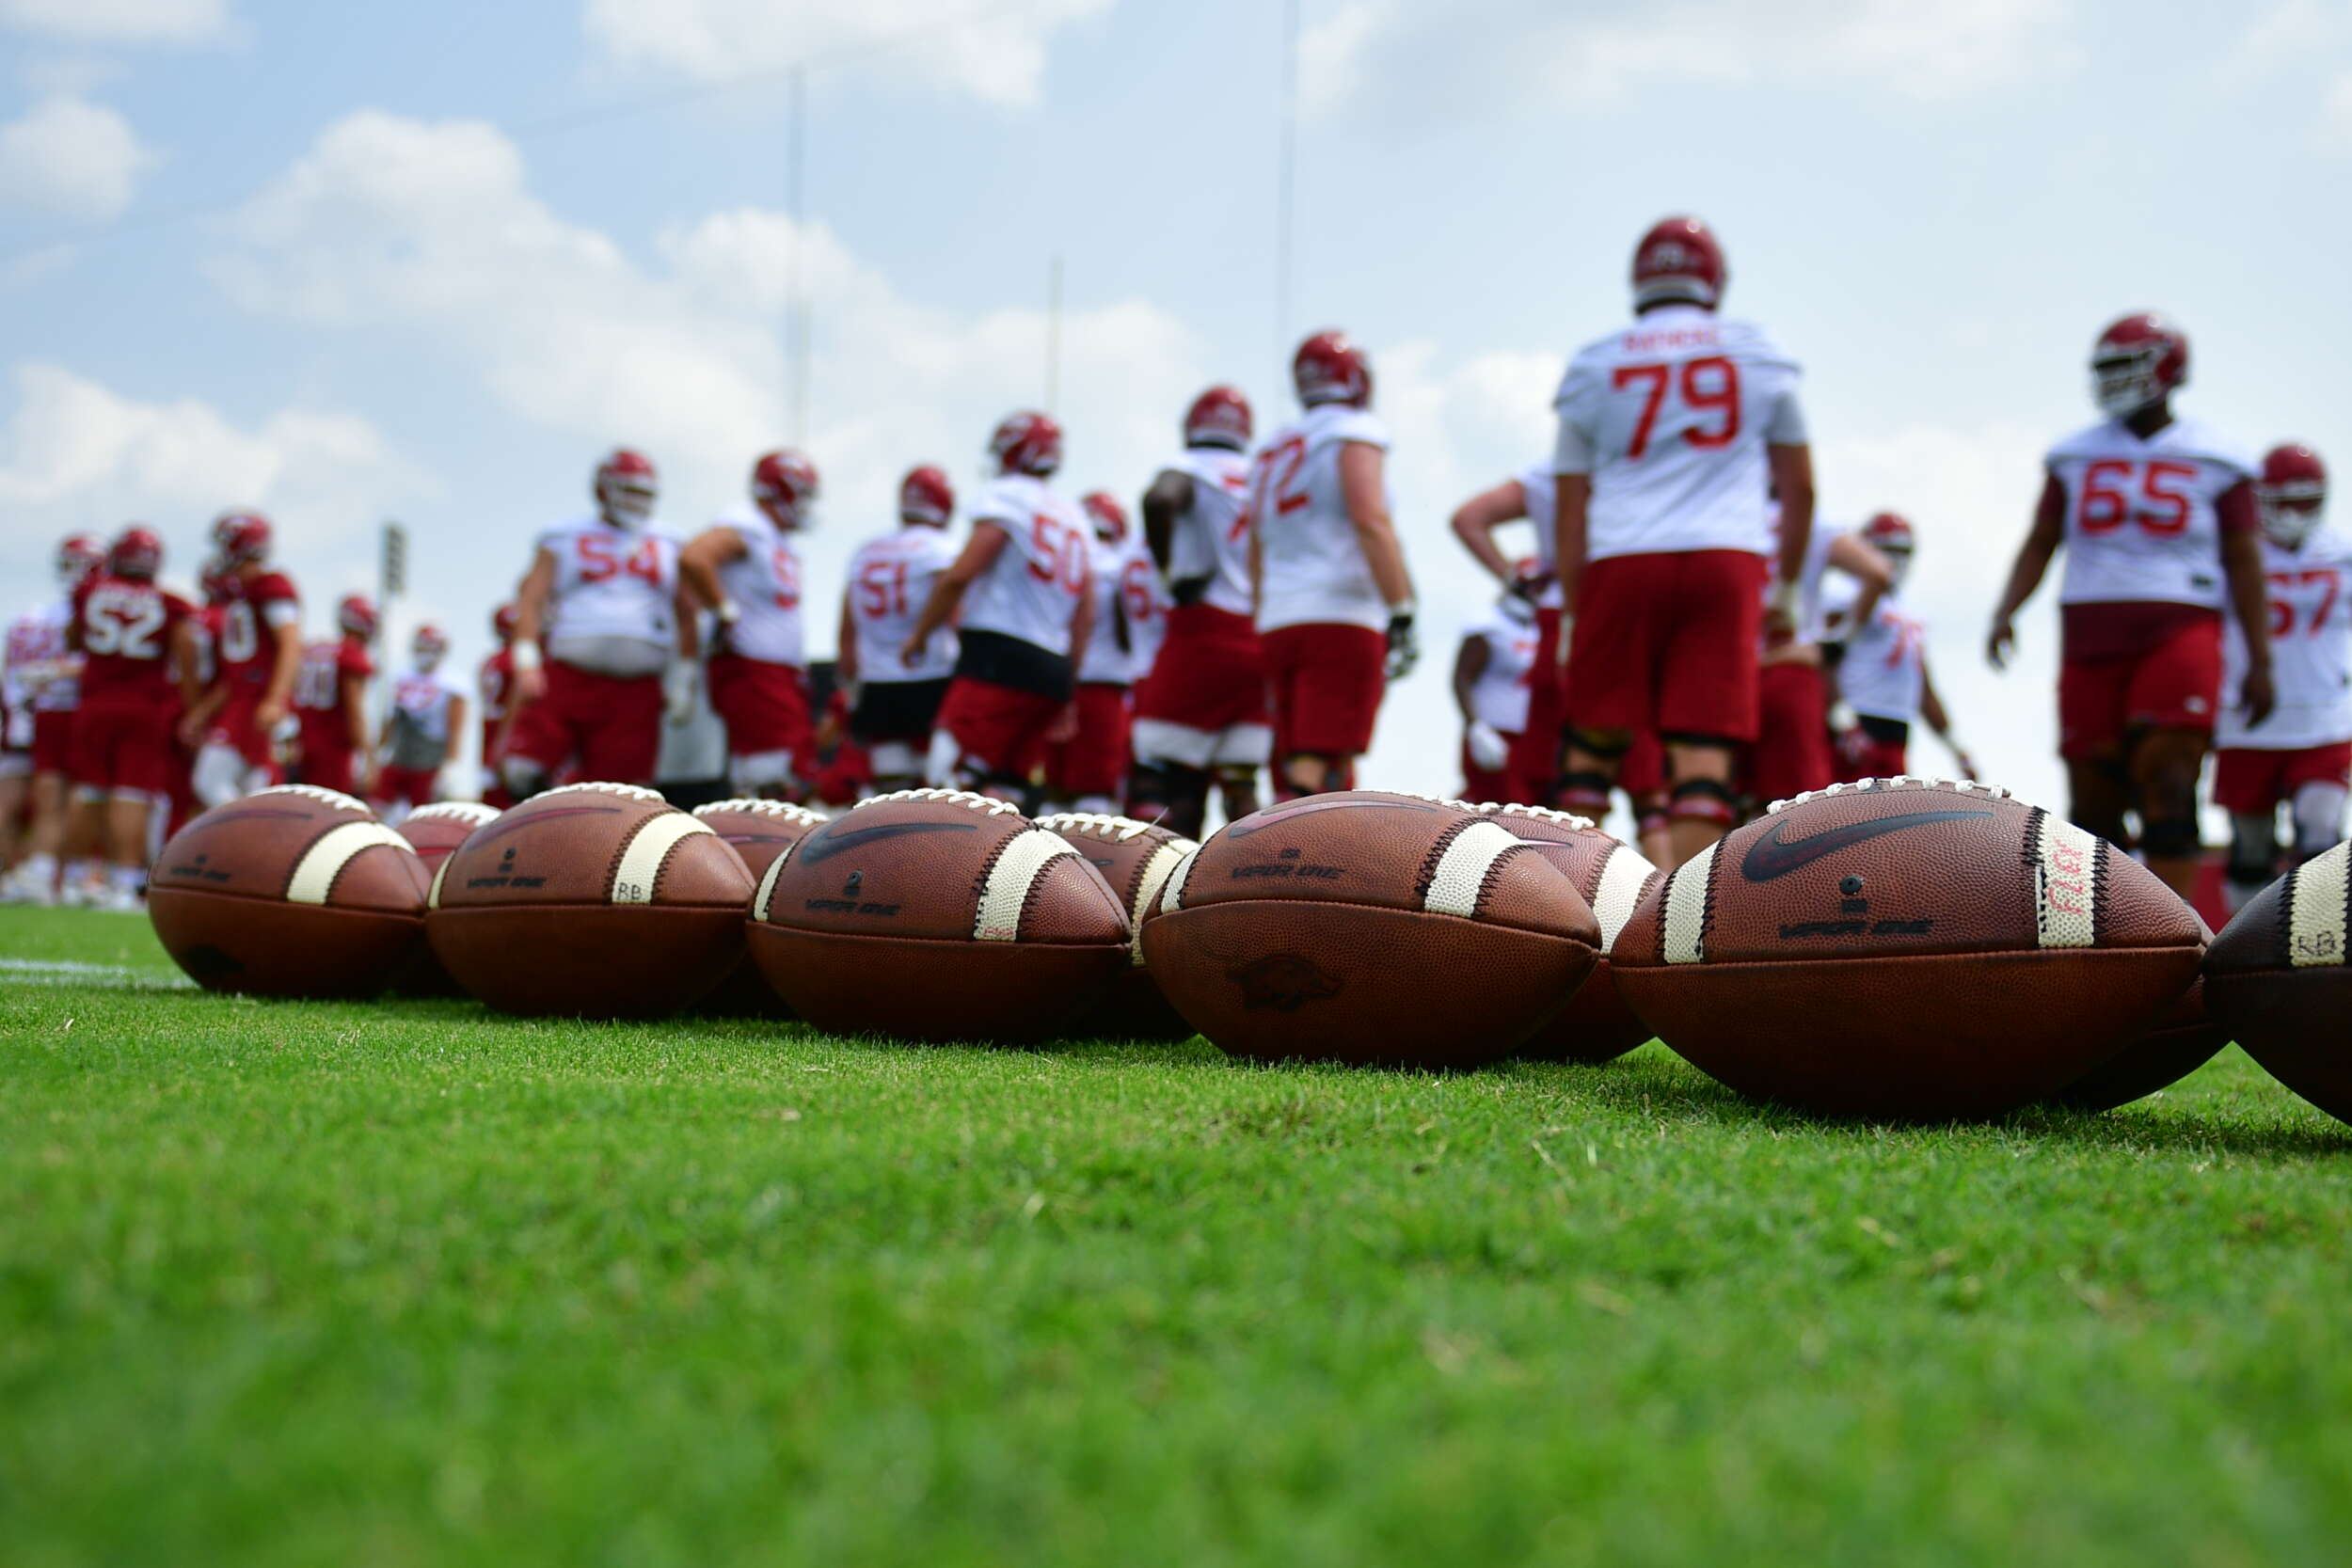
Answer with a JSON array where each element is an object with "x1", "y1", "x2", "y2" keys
[{"x1": 4, "y1": 906, "x2": 2351, "y2": 1567}]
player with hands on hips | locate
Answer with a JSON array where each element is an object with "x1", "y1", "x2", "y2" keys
[
  {"x1": 1986, "y1": 313, "x2": 2273, "y2": 899},
  {"x1": 1036, "y1": 491, "x2": 1158, "y2": 815},
  {"x1": 1251, "y1": 330, "x2": 1416, "y2": 801},
  {"x1": 373, "y1": 624, "x2": 467, "y2": 823},
  {"x1": 1454, "y1": 559, "x2": 1547, "y2": 803},
  {"x1": 1819, "y1": 514, "x2": 1975, "y2": 782},
  {"x1": 676, "y1": 449, "x2": 819, "y2": 799},
  {"x1": 839, "y1": 465, "x2": 961, "y2": 796},
  {"x1": 2214, "y1": 444, "x2": 2349, "y2": 909}
]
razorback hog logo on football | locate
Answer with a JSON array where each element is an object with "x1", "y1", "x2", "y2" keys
[{"x1": 1229, "y1": 953, "x2": 1343, "y2": 1011}]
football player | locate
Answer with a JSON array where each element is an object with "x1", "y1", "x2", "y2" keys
[
  {"x1": 0, "y1": 534, "x2": 102, "y2": 905},
  {"x1": 66, "y1": 527, "x2": 200, "y2": 910},
  {"x1": 478, "y1": 603, "x2": 521, "y2": 808},
  {"x1": 290, "y1": 594, "x2": 378, "y2": 798},
  {"x1": 183, "y1": 511, "x2": 302, "y2": 806},
  {"x1": 1748, "y1": 509, "x2": 1896, "y2": 809},
  {"x1": 905, "y1": 413, "x2": 1094, "y2": 800},
  {"x1": 1821, "y1": 515, "x2": 1973, "y2": 783},
  {"x1": 2214, "y1": 444, "x2": 2346, "y2": 909},
  {"x1": 1453, "y1": 560, "x2": 1546, "y2": 803},
  {"x1": 1130, "y1": 386, "x2": 1266, "y2": 835},
  {"x1": 1551, "y1": 216, "x2": 1813, "y2": 868},
  {"x1": 504, "y1": 449, "x2": 683, "y2": 793},
  {"x1": 1034, "y1": 491, "x2": 1157, "y2": 815},
  {"x1": 1252, "y1": 332, "x2": 1417, "y2": 802},
  {"x1": 838, "y1": 465, "x2": 960, "y2": 796},
  {"x1": 676, "y1": 450, "x2": 818, "y2": 800},
  {"x1": 1988, "y1": 314, "x2": 2274, "y2": 898},
  {"x1": 373, "y1": 624, "x2": 467, "y2": 823}
]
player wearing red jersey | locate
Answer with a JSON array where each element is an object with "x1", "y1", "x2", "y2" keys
[
  {"x1": 291, "y1": 594, "x2": 378, "y2": 798},
  {"x1": 1, "y1": 534, "x2": 104, "y2": 904},
  {"x1": 677, "y1": 450, "x2": 818, "y2": 799},
  {"x1": 183, "y1": 511, "x2": 302, "y2": 806},
  {"x1": 478, "y1": 603, "x2": 520, "y2": 807},
  {"x1": 1551, "y1": 216, "x2": 1814, "y2": 868},
  {"x1": 838, "y1": 466, "x2": 960, "y2": 796},
  {"x1": 67, "y1": 527, "x2": 199, "y2": 909},
  {"x1": 1989, "y1": 313, "x2": 2275, "y2": 898}
]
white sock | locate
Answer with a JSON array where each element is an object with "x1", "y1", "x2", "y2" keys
[
  {"x1": 19, "y1": 852, "x2": 56, "y2": 883},
  {"x1": 110, "y1": 863, "x2": 144, "y2": 895}
]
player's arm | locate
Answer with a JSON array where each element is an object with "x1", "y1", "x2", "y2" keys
[
  {"x1": 444, "y1": 694, "x2": 469, "y2": 766},
  {"x1": 1823, "y1": 533, "x2": 1896, "y2": 641},
  {"x1": 1142, "y1": 470, "x2": 1196, "y2": 593},
  {"x1": 1340, "y1": 442, "x2": 1417, "y2": 679},
  {"x1": 834, "y1": 588, "x2": 859, "y2": 689},
  {"x1": 1766, "y1": 442, "x2": 1817, "y2": 617},
  {"x1": 1917, "y1": 657, "x2": 1977, "y2": 777},
  {"x1": 2218, "y1": 482, "x2": 2276, "y2": 727},
  {"x1": 1988, "y1": 472, "x2": 2067, "y2": 670},
  {"x1": 169, "y1": 615, "x2": 201, "y2": 709},
  {"x1": 904, "y1": 524, "x2": 1008, "y2": 657},
  {"x1": 1067, "y1": 572, "x2": 1095, "y2": 679},
  {"x1": 677, "y1": 527, "x2": 747, "y2": 657},
  {"x1": 1451, "y1": 635, "x2": 1488, "y2": 722},
  {"x1": 1449, "y1": 479, "x2": 1530, "y2": 584},
  {"x1": 511, "y1": 547, "x2": 557, "y2": 702}
]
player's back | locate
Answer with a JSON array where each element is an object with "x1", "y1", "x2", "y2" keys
[
  {"x1": 849, "y1": 526, "x2": 959, "y2": 682},
  {"x1": 1252, "y1": 403, "x2": 1391, "y2": 632},
  {"x1": 216, "y1": 571, "x2": 300, "y2": 687},
  {"x1": 1553, "y1": 305, "x2": 1802, "y2": 562},
  {"x1": 292, "y1": 640, "x2": 344, "y2": 718},
  {"x1": 74, "y1": 576, "x2": 186, "y2": 699},
  {"x1": 714, "y1": 512, "x2": 804, "y2": 665},
  {"x1": 2220, "y1": 527, "x2": 2352, "y2": 748},
  {"x1": 1163, "y1": 447, "x2": 1254, "y2": 617},
  {"x1": 2049, "y1": 417, "x2": 2255, "y2": 610},
  {"x1": 1076, "y1": 533, "x2": 1158, "y2": 686},
  {"x1": 962, "y1": 475, "x2": 1090, "y2": 656}
]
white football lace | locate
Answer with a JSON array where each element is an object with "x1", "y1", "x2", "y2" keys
[
  {"x1": 1035, "y1": 812, "x2": 1156, "y2": 841},
  {"x1": 852, "y1": 787, "x2": 1023, "y2": 816},
  {"x1": 407, "y1": 801, "x2": 500, "y2": 823},
  {"x1": 693, "y1": 798, "x2": 829, "y2": 826},
  {"x1": 251, "y1": 784, "x2": 371, "y2": 814},
  {"x1": 1769, "y1": 775, "x2": 2010, "y2": 815},
  {"x1": 530, "y1": 782, "x2": 667, "y2": 804},
  {"x1": 1470, "y1": 801, "x2": 1598, "y2": 832}
]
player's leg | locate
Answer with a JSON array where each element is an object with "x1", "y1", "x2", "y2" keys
[
  {"x1": 1558, "y1": 555, "x2": 1661, "y2": 821},
  {"x1": 1273, "y1": 624, "x2": 1383, "y2": 802},
  {"x1": 0, "y1": 764, "x2": 25, "y2": 868},
  {"x1": 1212, "y1": 763, "x2": 1262, "y2": 831},
  {"x1": 2286, "y1": 742, "x2": 2351, "y2": 866},
  {"x1": 930, "y1": 677, "x2": 1044, "y2": 801},
  {"x1": 2212, "y1": 748, "x2": 2280, "y2": 911},
  {"x1": 1749, "y1": 658, "x2": 1836, "y2": 808},
  {"x1": 501, "y1": 665, "x2": 582, "y2": 800},
  {"x1": 1058, "y1": 684, "x2": 1129, "y2": 816},
  {"x1": 576, "y1": 671, "x2": 663, "y2": 789},
  {"x1": 1126, "y1": 755, "x2": 1210, "y2": 837},
  {"x1": 2128, "y1": 726, "x2": 2207, "y2": 899},
  {"x1": 1654, "y1": 550, "x2": 1768, "y2": 866}
]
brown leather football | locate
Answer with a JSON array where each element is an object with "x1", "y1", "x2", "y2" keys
[
  {"x1": 691, "y1": 798, "x2": 828, "y2": 1016},
  {"x1": 1611, "y1": 777, "x2": 2205, "y2": 1119},
  {"x1": 2204, "y1": 842, "x2": 2352, "y2": 1126},
  {"x1": 2051, "y1": 915, "x2": 2230, "y2": 1112},
  {"x1": 745, "y1": 789, "x2": 1130, "y2": 1043},
  {"x1": 424, "y1": 783, "x2": 755, "y2": 1017},
  {"x1": 1035, "y1": 813, "x2": 1200, "y2": 1041},
  {"x1": 1470, "y1": 803, "x2": 1661, "y2": 1063},
  {"x1": 1137, "y1": 790, "x2": 1602, "y2": 1069},
  {"x1": 149, "y1": 784, "x2": 430, "y2": 998},
  {"x1": 388, "y1": 801, "x2": 501, "y2": 997}
]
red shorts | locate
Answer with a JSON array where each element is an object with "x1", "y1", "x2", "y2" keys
[
  {"x1": 299, "y1": 741, "x2": 358, "y2": 797},
  {"x1": 1033, "y1": 682, "x2": 1132, "y2": 799},
  {"x1": 31, "y1": 709, "x2": 72, "y2": 775},
  {"x1": 2212, "y1": 742, "x2": 2352, "y2": 813},
  {"x1": 2058, "y1": 609, "x2": 2223, "y2": 759},
  {"x1": 1262, "y1": 622, "x2": 1387, "y2": 759},
  {"x1": 1565, "y1": 549, "x2": 1768, "y2": 742},
  {"x1": 707, "y1": 653, "x2": 813, "y2": 758},
  {"x1": 70, "y1": 693, "x2": 176, "y2": 795},
  {"x1": 1508, "y1": 607, "x2": 1566, "y2": 799},
  {"x1": 1132, "y1": 605, "x2": 1267, "y2": 732},
  {"x1": 1836, "y1": 731, "x2": 1909, "y2": 784},
  {"x1": 1619, "y1": 728, "x2": 1667, "y2": 800},
  {"x1": 936, "y1": 676, "x2": 1066, "y2": 779},
  {"x1": 1747, "y1": 659, "x2": 1835, "y2": 805},
  {"x1": 374, "y1": 765, "x2": 439, "y2": 808},
  {"x1": 208, "y1": 688, "x2": 277, "y2": 768},
  {"x1": 507, "y1": 662, "x2": 662, "y2": 785}
]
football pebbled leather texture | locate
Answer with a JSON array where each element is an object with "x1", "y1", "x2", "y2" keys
[
  {"x1": 1612, "y1": 777, "x2": 2204, "y2": 1119},
  {"x1": 1138, "y1": 790, "x2": 1601, "y2": 1069},
  {"x1": 746, "y1": 789, "x2": 1131, "y2": 1043},
  {"x1": 388, "y1": 801, "x2": 502, "y2": 996},
  {"x1": 425, "y1": 783, "x2": 755, "y2": 1018},
  {"x1": 1468, "y1": 803, "x2": 1660, "y2": 1063},
  {"x1": 150, "y1": 784, "x2": 430, "y2": 998},
  {"x1": 2050, "y1": 915, "x2": 2230, "y2": 1113},
  {"x1": 2205, "y1": 841, "x2": 2352, "y2": 1127},
  {"x1": 691, "y1": 798, "x2": 829, "y2": 1016},
  {"x1": 1035, "y1": 813, "x2": 1201, "y2": 1041}
]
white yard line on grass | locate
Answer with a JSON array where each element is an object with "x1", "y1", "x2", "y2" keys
[{"x1": 0, "y1": 958, "x2": 193, "y2": 989}]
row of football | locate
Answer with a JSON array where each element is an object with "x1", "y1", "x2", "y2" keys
[
  {"x1": 142, "y1": 778, "x2": 2352, "y2": 1130},
  {"x1": 4, "y1": 214, "x2": 2344, "y2": 918}
]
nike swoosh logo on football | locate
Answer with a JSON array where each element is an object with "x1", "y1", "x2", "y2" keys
[
  {"x1": 1225, "y1": 799, "x2": 1444, "y2": 838},
  {"x1": 1739, "y1": 809, "x2": 1995, "y2": 882},
  {"x1": 797, "y1": 819, "x2": 979, "y2": 863}
]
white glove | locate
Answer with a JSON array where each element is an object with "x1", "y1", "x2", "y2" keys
[
  {"x1": 661, "y1": 662, "x2": 700, "y2": 725},
  {"x1": 1467, "y1": 720, "x2": 1511, "y2": 772}
]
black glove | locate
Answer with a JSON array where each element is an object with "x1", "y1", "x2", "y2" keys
[{"x1": 1384, "y1": 610, "x2": 1419, "y2": 681}]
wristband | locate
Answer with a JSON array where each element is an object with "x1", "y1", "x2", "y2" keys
[
  {"x1": 1768, "y1": 581, "x2": 1801, "y2": 618},
  {"x1": 1387, "y1": 598, "x2": 1417, "y2": 622},
  {"x1": 512, "y1": 640, "x2": 543, "y2": 673},
  {"x1": 715, "y1": 599, "x2": 741, "y2": 626}
]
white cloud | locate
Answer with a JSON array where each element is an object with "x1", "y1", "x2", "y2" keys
[
  {"x1": 0, "y1": 0, "x2": 229, "y2": 46},
  {"x1": 0, "y1": 94, "x2": 153, "y2": 220},
  {"x1": 580, "y1": 0, "x2": 1109, "y2": 109},
  {"x1": 2321, "y1": 70, "x2": 2352, "y2": 152},
  {"x1": 1298, "y1": 1, "x2": 1392, "y2": 119}
]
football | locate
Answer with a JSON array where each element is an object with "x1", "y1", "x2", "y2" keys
[
  {"x1": 1469, "y1": 803, "x2": 1661, "y2": 1063},
  {"x1": 425, "y1": 783, "x2": 756, "y2": 1018},
  {"x1": 149, "y1": 784, "x2": 431, "y2": 998},
  {"x1": 745, "y1": 789, "x2": 1131, "y2": 1043},
  {"x1": 2203, "y1": 841, "x2": 2352, "y2": 1126},
  {"x1": 1610, "y1": 777, "x2": 2205, "y2": 1119},
  {"x1": 1035, "y1": 813, "x2": 1200, "y2": 1040},
  {"x1": 691, "y1": 798, "x2": 829, "y2": 1015},
  {"x1": 2051, "y1": 915, "x2": 2230, "y2": 1113},
  {"x1": 1137, "y1": 790, "x2": 1602, "y2": 1069},
  {"x1": 389, "y1": 801, "x2": 501, "y2": 996}
]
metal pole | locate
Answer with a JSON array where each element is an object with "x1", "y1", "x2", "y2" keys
[
  {"x1": 1275, "y1": 0, "x2": 1298, "y2": 372},
  {"x1": 788, "y1": 65, "x2": 809, "y2": 447}
]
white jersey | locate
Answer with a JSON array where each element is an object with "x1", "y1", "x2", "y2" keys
[
  {"x1": 1076, "y1": 532, "x2": 1166, "y2": 686},
  {"x1": 2050, "y1": 416, "x2": 2256, "y2": 610},
  {"x1": 1160, "y1": 447, "x2": 1255, "y2": 616},
  {"x1": 1466, "y1": 608, "x2": 1539, "y2": 734},
  {"x1": 538, "y1": 515, "x2": 683, "y2": 658},
  {"x1": 962, "y1": 475, "x2": 1091, "y2": 657},
  {"x1": 1764, "y1": 515, "x2": 1844, "y2": 647},
  {"x1": 1824, "y1": 582, "x2": 1928, "y2": 724},
  {"x1": 1253, "y1": 404, "x2": 1395, "y2": 633},
  {"x1": 1551, "y1": 305, "x2": 1805, "y2": 563},
  {"x1": 712, "y1": 511, "x2": 804, "y2": 667},
  {"x1": 4, "y1": 599, "x2": 78, "y2": 713},
  {"x1": 2218, "y1": 529, "x2": 2352, "y2": 750},
  {"x1": 1515, "y1": 462, "x2": 1566, "y2": 609},
  {"x1": 848, "y1": 525, "x2": 959, "y2": 684},
  {"x1": 389, "y1": 666, "x2": 463, "y2": 743}
]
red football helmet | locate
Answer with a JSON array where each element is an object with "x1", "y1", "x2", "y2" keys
[
  {"x1": 199, "y1": 560, "x2": 235, "y2": 604},
  {"x1": 1082, "y1": 490, "x2": 1129, "y2": 545},
  {"x1": 594, "y1": 448, "x2": 659, "y2": 527},
  {"x1": 412, "y1": 623, "x2": 450, "y2": 668},
  {"x1": 899, "y1": 465, "x2": 955, "y2": 527},
  {"x1": 212, "y1": 510, "x2": 273, "y2": 566},
  {"x1": 751, "y1": 449, "x2": 820, "y2": 531},
  {"x1": 491, "y1": 602, "x2": 520, "y2": 643},
  {"x1": 1860, "y1": 512, "x2": 1915, "y2": 555},
  {"x1": 1632, "y1": 216, "x2": 1726, "y2": 309},
  {"x1": 2090, "y1": 314, "x2": 2189, "y2": 419},
  {"x1": 2257, "y1": 442, "x2": 2328, "y2": 547},
  {"x1": 108, "y1": 525, "x2": 163, "y2": 581},
  {"x1": 337, "y1": 593, "x2": 379, "y2": 641},
  {"x1": 1294, "y1": 330, "x2": 1372, "y2": 409},
  {"x1": 1184, "y1": 385, "x2": 1254, "y2": 450},
  {"x1": 56, "y1": 532, "x2": 103, "y2": 587},
  {"x1": 989, "y1": 411, "x2": 1064, "y2": 477}
]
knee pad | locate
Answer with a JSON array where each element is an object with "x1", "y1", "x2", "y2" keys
[
  {"x1": 191, "y1": 743, "x2": 249, "y2": 809},
  {"x1": 2227, "y1": 811, "x2": 2280, "y2": 887},
  {"x1": 2139, "y1": 815, "x2": 2201, "y2": 858},
  {"x1": 1669, "y1": 777, "x2": 1739, "y2": 827},
  {"x1": 2291, "y1": 781, "x2": 2348, "y2": 859},
  {"x1": 500, "y1": 753, "x2": 550, "y2": 801},
  {"x1": 1565, "y1": 726, "x2": 1631, "y2": 761},
  {"x1": 1636, "y1": 793, "x2": 1672, "y2": 837},
  {"x1": 1555, "y1": 769, "x2": 1613, "y2": 816},
  {"x1": 728, "y1": 749, "x2": 799, "y2": 798}
]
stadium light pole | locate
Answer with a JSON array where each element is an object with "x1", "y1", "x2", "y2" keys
[
  {"x1": 1045, "y1": 253, "x2": 1063, "y2": 415},
  {"x1": 788, "y1": 65, "x2": 810, "y2": 448}
]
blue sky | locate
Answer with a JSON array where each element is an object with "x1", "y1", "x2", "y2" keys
[{"x1": 3, "y1": 0, "x2": 2350, "y2": 819}]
